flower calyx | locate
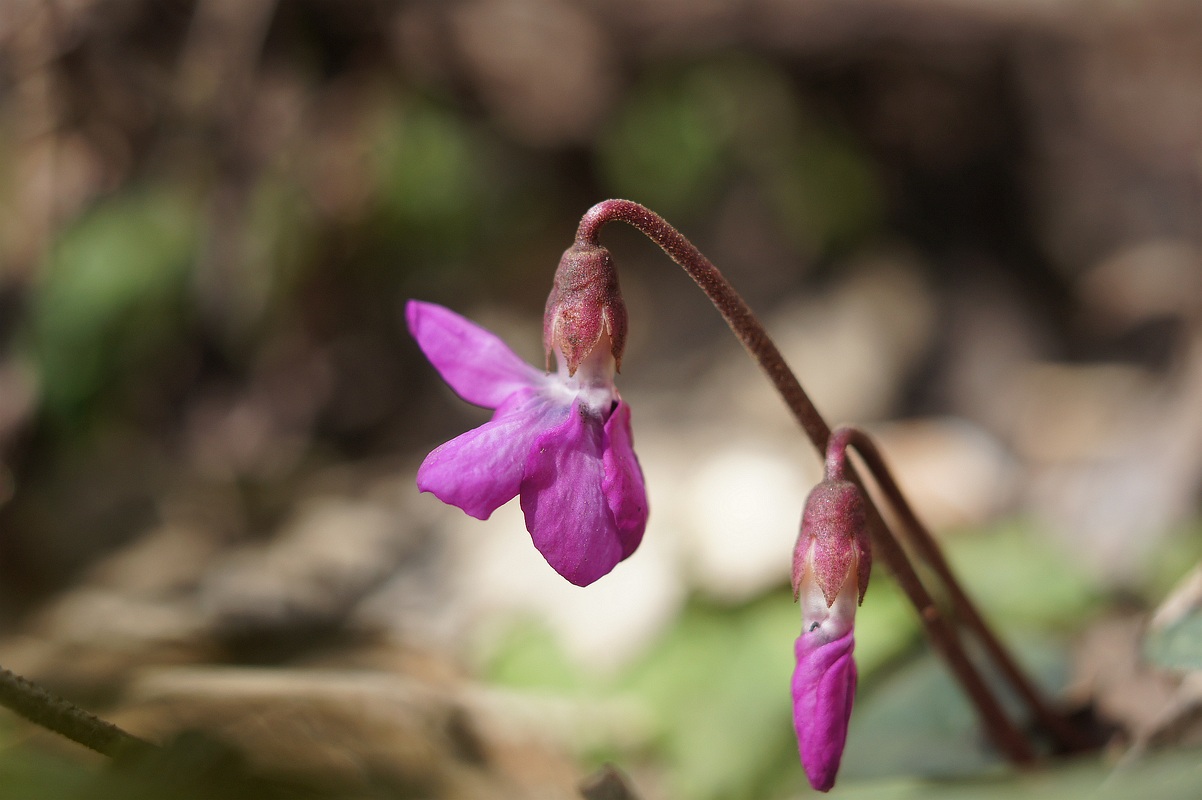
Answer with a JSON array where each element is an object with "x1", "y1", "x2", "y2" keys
[
  {"x1": 792, "y1": 479, "x2": 871, "y2": 609},
  {"x1": 543, "y1": 241, "x2": 628, "y2": 376}
]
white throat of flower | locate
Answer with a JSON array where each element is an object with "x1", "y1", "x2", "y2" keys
[
  {"x1": 553, "y1": 332, "x2": 618, "y2": 420},
  {"x1": 799, "y1": 540, "x2": 858, "y2": 645}
]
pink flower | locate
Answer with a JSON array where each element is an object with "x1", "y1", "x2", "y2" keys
[
  {"x1": 407, "y1": 300, "x2": 648, "y2": 586},
  {"x1": 791, "y1": 479, "x2": 870, "y2": 792}
]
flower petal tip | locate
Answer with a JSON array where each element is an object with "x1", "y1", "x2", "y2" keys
[
  {"x1": 793, "y1": 630, "x2": 857, "y2": 794},
  {"x1": 558, "y1": 561, "x2": 613, "y2": 587}
]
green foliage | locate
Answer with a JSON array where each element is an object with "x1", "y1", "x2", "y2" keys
[
  {"x1": 841, "y1": 638, "x2": 1070, "y2": 783},
  {"x1": 599, "y1": 57, "x2": 881, "y2": 253},
  {"x1": 833, "y1": 748, "x2": 1202, "y2": 800},
  {"x1": 0, "y1": 731, "x2": 338, "y2": 800},
  {"x1": 850, "y1": 576, "x2": 920, "y2": 677},
  {"x1": 484, "y1": 584, "x2": 919, "y2": 800},
  {"x1": 1135, "y1": 519, "x2": 1202, "y2": 601},
  {"x1": 482, "y1": 518, "x2": 1114, "y2": 799},
  {"x1": 944, "y1": 520, "x2": 1104, "y2": 631},
  {"x1": 486, "y1": 618, "x2": 594, "y2": 695},
  {"x1": 1142, "y1": 523, "x2": 1202, "y2": 672},
  {"x1": 371, "y1": 97, "x2": 489, "y2": 258},
  {"x1": 598, "y1": 65, "x2": 732, "y2": 219},
  {"x1": 613, "y1": 594, "x2": 799, "y2": 800},
  {"x1": 28, "y1": 188, "x2": 198, "y2": 426},
  {"x1": 0, "y1": 734, "x2": 92, "y2": 799},
  {"x1": 1144, "y1": 608, "x2": 1202, "y2": 672}
]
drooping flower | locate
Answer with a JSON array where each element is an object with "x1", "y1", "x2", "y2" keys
[
  {"x1": 791, "y1": 478, "x2": 870, "y2": 792},
  {"x1": 407, "y1": 243, "x2": 647, "y2": 586}
]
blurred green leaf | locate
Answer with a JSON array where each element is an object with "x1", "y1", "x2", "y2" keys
[
  {"x1": 0, "y1": 727, "x2": 339, "y2": 800},
  {"x1": 1136, "y1": 519, "x2": 1202, "y2": 601},
  {"x1": 485, "y1": 582, "x2": 920, "y2": 800},
  {"x1": 841, "y1": 638, "x2": 1069, "y2": 783},
  {"x1": 851, "y1": 573, "x2": 920, "y2": 677},
  {"x1": 944, "y1": 520, "x2": 1104, "y2": 631},
  {"x1": 599, "y1": 57, "x2": 881, "y2": 251},
  {"x1": 0, "y1": 732, "x2": 93, "y2": 800},
  {"x1": 29, "y1": 187, "x2": 197, "y2": 424},
  {"x1": 618, "y1": 583, "x2": 919, "y2": 800},
  {"x1": 841, "y1": 651, "x2": 1005, "y2": 781},
  {"x1": 614, "y1": 593, "x2": 798, "y2": 800},
  {"x1": 834, "y1": 748, "x2": 1202, "y2": 800},
  {"x1": 480, "y1": 520, "x2": 1104, "y2": 799},
  {"x1": 598, "y1": 62, "x2": 744, "y2": 220},
  {"x1": 486, "y1": 617, "x2": 593, "y2": 695},
  {"x1": 1139, "y1": 559, "x2": 1202, "y2": 672},
  {"x1": 761, "y1": 125, "x2": 882, "y2": 254},
  {"x1": 1144, "y1": 608, "x2": 1202, "y2": 672},
  {"x1": 371, "y1": 96, "x2": 487, "y2": 256}
]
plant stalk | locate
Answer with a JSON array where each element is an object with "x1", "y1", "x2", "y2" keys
[
  {"x1": 576, "y1": 198, "x2": 1084, "y2": 761},
  {"x1": 830, "y1": 426, "x2": 1094, "y2": 753},
  {"x1": 0, "y1": 666, "x2": 155, "y2": 759}
]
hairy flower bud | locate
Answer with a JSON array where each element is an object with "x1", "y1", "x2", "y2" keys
[
  {"x1": 543, "y1": 241, "x2": 628, "y2": 375},
  {"x1": 792, "y1": 480, "x2": 871, "y2": 607},
  {"x1": 791, "y1": 477, "x2": 871, "y2": 793}
]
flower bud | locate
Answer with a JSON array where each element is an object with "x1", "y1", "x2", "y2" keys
[
  {"x1": 543, "y1": 241, "x2": 628, "y2": 375},
  {"x1": 792, "y1": 479, "x2": 871, "y2": 607},
  {"x1": 791, "y1": 477, "x2": 871, "y2": 793}
]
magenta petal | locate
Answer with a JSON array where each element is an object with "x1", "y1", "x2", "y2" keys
[
  {"x1": 519, "y1": 401, "x2": 626, "y2": 586},
  {"x1": 602, "y1": 400, "x2": 648, "y2": 558},
  {"x1": 417, "y1": 390, "x2": 563, "y2": 520},
  {"x1": 407, "y1": 300, "x2": 544, "y2": 409},
  {"x1": 792, "y1": 629, "x2": 857, "y2": 793}
]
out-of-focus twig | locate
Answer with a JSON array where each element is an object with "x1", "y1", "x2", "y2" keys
[{"x1": 0, "y1": 665, "x2": 157, "y2": 759}]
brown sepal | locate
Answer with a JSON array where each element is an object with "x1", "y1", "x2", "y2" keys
[
  {"x1": 795, "y1": 480, "x2": 867, "y2": 608},
  {"x1": 543, "y1": 242, "x2": 627, "y2": 375}
]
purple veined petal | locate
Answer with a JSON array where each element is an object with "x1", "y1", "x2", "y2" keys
[
  {"x1": 602, "y1": 399, "x2": 648, "y2": 558},
  {"x1": 418, "y1": 389, "x2": 565, "y2": 520},
  {"x1": 792, "y1": 628, "x2": 857, "y2": 793},
  {"x1": 407, "y1": 300, "x2": 545, "y2": 409},
  {"x1": 519, "y1": 400, "x2": 627, "y2": 586}
]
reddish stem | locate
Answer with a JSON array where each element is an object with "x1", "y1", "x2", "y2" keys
[
  {"x1": 832, "y1": 427, "x2": 1095, "y2": 753},
  {"x1": 576, "y1": 198, "x2": 1084, "y2": 762},
  {"x1": 576, "y1": 201, "x2": 831, "y2": 450}
]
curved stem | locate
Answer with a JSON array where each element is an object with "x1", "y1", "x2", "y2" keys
[
  {"x1": 576, "y1": 201, "x2": 830, "y2": 450},
  {"x1": 834, "y1": 427, "x2": 1095, "y2": 753},
  {"x1": 577, "y1": 198, "x2": 1079, "y2": 762},
  {"x1": 0, "y1": 666, "x2": 155, "y2": 759},
  {"x1": 852, "y1": 491, "x2": 1036, "y2": 763}
]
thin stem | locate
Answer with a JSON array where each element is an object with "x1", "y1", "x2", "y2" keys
[
  {"x1": 576, "y1": 201, "x2": 830, "y2": 450},
  {"x1": 822, "y1": 426, "x2": 1034, "y2": 761},
  {"x1": 577, "y1": 198, "x2": 1080, "y2": 762},
  {"x1": 825, "y1": 428, "x2": 854, "y2": 482},
  {"x1": 0, "y1": 666, "x2": 156, "y2": 759},
  {"x1": 853, "y1": 492, "x2": 1036, "y2": 763},
  {"x1": 830, "y1": 427, "x2": 1042, "y2": 758},
  {"x1": 834, "y1": 427, "x2": 1094, "y2": 753}
]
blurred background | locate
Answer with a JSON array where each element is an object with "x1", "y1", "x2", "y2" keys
[{"x1": 1, "y1": 0, "x2": 1202, "y2": 797}]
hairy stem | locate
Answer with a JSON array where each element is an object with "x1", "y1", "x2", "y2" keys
[
  {"x1": 830, "y1": 427, "x2": 1094, "y2": 753},
  {"x1": 576, "y1": 201, "x2": 830, "y2": 449},
  {"x1": 851, "y1": 488, "x2": 1036, "y2": 762},
  {"x1": 577, "y1": 198, "x2": 1081, "y2": 761},
  {"x1": 0, "y1": 666, "x2": 155, "y2": 759}
]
